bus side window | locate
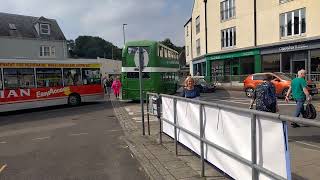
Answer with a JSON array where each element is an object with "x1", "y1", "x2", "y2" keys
[
  {"x1": 36, "y1": 68, "x2": 63, "y2": 88},
  {"x1": 3, "y1": 68, "x2": 35, "y2": 89},
  {"x1": 0, "y1": 68, "x2": 2, "y2": 90},
  {"x1": 64, "y1": 68, "x2": 82, "y2": 86},
  {"x1": 82, "y1": 68, "x2": 100, "y2": 85}
]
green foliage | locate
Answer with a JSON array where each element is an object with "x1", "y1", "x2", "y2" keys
[
  {"x1": 70, "y1": 36, "x2": 122, "y2": 60},
  {"x1": 160, "y1": 38, "x2": 184, "y2": 53}
]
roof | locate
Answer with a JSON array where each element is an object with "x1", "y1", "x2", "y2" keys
[
  {"x1": 184, "y1": 17, "x2": 192, "y2": 27},
  {"x1": 0, "y1": 12, "x2": 66, "y2": 40}
]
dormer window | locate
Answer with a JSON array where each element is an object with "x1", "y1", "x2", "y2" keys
[
  {"x1": 40, "y1": 23, "x2": 50, "y2": 35},
  {"x1": 9, "y1": 23, "x2": 17, "y2": 30}
]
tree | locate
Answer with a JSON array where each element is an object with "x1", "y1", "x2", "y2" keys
[{"x1": 71, "y1": 36, "x2": 122, "y2": 60}]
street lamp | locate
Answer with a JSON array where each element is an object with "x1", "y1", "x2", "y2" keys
[{"x1": 123, "y1": 24, "x2": 127, "y2": 46}]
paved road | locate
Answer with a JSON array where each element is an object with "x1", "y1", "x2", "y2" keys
[{"x1": 0, "y1": 101, "x2": 147, "y2": 180}]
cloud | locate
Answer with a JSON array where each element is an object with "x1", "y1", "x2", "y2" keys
[{"x1": 0, "y1": 0, "x2": 193, "y2": 47}]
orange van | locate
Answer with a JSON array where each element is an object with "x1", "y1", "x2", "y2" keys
[{"x1": 243, "y1": 72, "x2": 318, "y2": 98}]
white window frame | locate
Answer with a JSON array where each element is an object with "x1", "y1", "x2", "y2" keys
[
  {"x1": 40, "y1": 23, "x2": 50, "y2": 35},
  {"x1": 221, "y1": 27, "x2": 236, "y2": 48},
  {"x1": 196, "y1": 16, "x2": 200, "y2": 34},
  {"x1": 221, "y1": 0, "x2": 235, "y2": 21},
  {"x1": 40, "y1": 46, "x2": 56, "y2": 57},
  {"x1": 280, "y1": 8, "x2": 306, "y2": 38}
]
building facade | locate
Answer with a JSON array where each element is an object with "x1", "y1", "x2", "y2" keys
[
  {"x1": 185, "y1": 0, "x2": 320, "y2": 81},
  {"x1": 0, "y1": 12, "x2": 67, "y2": 60}
]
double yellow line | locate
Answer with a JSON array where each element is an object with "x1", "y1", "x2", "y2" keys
[{"x1": 0, "y1": 164, "x2": 7, "y2": 173}]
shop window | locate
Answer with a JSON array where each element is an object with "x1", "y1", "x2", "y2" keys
[
  {"x1": 262, "y1": 54, "x2": 280, "y2": 72},
  {"x1": 36, "y1": 68, "x2": 63, "y2": 88},
  {"x1": 311, "y1": 50, "x2": 320, "y2": 74},
  {"x1": 64, "y1": 68, "x2": 82, "y2": 86},
  {"x1": 240, "y1": 57, "x2": 254, "y2": 75},
  {"x1": 281, "y1": 53, "x2": 291, "y2": 73},
  {"x1": 82, "y1": 68, "x2": 101, "y2": 85}
]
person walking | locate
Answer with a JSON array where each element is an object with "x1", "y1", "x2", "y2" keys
[
  {"x1": 285, "y1": 69, "x2": 312, "y2": 128},
  {"x1": 111, "y1": 76, "x2": 122, "y2": 99},
  {"x1": 249, "y1": 74, "x2": 278, "y2": 113},
  {"x1": 106, "y1": 78, "x2": 112, "y2": 97},
  {"x1": 181, "y1": 77, "x2": 200, "y2": 99}
]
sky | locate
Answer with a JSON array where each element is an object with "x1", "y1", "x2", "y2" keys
[{"x1": 0, "y1": 0, "x2": 194, "y2": 47}]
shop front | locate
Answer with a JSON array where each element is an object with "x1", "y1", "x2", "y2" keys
[
  {"x1": 192, "y1": 58, "x2": 206, "y2": 76},
  {"x1": 261, "y1": 39, "x2": 320, "y2": 81},
  {"x1": 206, "y1": 49, "x2": 261, "y2": 82}
]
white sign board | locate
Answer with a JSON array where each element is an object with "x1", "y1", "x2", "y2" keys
[
  {"x1": 162, "y1": 97, "x2": 291, "y2": 180},
  {"x1": 133, "y1": 48, "x2": 149, "y2": 68}
]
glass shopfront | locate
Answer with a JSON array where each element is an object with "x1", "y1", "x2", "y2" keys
[{"x1": 261, "y1": 40, "x2": 320, "y2": 78}]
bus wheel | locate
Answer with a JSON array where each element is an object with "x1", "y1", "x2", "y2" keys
[{"x1": 68, "y1": 94, "x2": 81, "y2": 106}]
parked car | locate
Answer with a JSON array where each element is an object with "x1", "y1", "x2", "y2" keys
[
  {"x1": 194, "y1": 78, "x2": 216, "y2": 93},
  {"x1": 243, "y1": 72, "x2": 318, "y2": 98}
]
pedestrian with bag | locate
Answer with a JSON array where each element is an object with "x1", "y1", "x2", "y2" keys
[
  {"x1": 181, "y1": 77, "x2": 200, "y2": 99},
  {"x1": 249, "y1": 74, "x2": 278, "y2": 113},
  {"x1": 285, "y1": 69, "x2": 312, "y2": 128}
]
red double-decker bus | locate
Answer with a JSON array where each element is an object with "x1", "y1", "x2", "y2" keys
[{"x1": 0, "y1": 59, "x2": 104, "y2": 112}]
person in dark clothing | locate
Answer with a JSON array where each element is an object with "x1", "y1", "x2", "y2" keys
[
  {"x1": 181, "y1": 77, "x2": 200, "y2": 99},
  {"x1": 249, "y1": 74, "x2": 278, "y2": 113}
]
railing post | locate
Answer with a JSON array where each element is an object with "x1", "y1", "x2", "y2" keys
[
  {"x1": 174, "y1": 98, "x2": 178, "y2": 156},
  {"x1": 251, "y1": 113, "x2": 258, "y2": 180},
  {"x1": 157, "y1": 94, "x2": 162, "y2": 144},
  {"x1": 146, "y1": 93, "x2": 150, "y2": 136},
  {"x1": 199, "y1": 104, "x2": 205, "y2": 177}
]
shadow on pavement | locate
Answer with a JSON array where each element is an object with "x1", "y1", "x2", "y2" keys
[
  {"x1": 0, "y1": 101, "x2": 111, "y2": 126},
  {"x1": 291, "y1": 173, "x2": 309, "y2": 180}
]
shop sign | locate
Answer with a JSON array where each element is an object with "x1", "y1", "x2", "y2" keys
[
  {"x1": 207, "y1": 50, "x2": 259, "y2": 61},
  {"x1": 279, "y1": 44, "x2": 309, "y2": 52}
]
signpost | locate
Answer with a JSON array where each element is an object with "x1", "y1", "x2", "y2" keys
[{"x1": 138, "y1": 47, "x2": 145, "y2": 135}]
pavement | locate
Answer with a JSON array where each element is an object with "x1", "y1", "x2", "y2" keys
[{"x1": 111, "y1": 98, "x2": 227, "y2": 180}]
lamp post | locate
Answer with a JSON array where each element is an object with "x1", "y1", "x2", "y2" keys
[{"x1": 123, "y1": 24, "x2": 127, "y2": 46}]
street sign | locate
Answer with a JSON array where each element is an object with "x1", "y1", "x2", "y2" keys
[{"x1": 134, "y1": 48, "x2": 149, "y2": 69}]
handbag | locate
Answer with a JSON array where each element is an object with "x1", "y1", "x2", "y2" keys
[{"x1": 303, "y1": 103, "x2": 317, "y2": 119}]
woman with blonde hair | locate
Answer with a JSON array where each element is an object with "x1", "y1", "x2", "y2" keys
[{"x1": 181, "y1": 77, "x2": 200, "y2": 99}]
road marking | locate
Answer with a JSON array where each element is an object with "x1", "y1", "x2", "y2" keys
[
  {"x1": 124, "y1": 107, "x2": 131, "y2": 112},
  {"x1": 69, "y1": 133, "x2": 89, "y2": 136},
  {"x1": 291, "y1": 140, "x2": 320, "y2": 149},
  {"x1": 32, "y1": 136, "x2": 51, "y2": 141},
  {"x1": 104, "y1": 129, "x2": 122, "y2": 134},
  {"x1": 0, "y1": 164, "x2": 7, "y2": 173},
  {"x1": 0, "y1": 141, "x2": 7, "y2": 144}
]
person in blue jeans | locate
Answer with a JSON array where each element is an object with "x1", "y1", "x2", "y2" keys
[
  {"x1": 181, "y1": 77, "x2": 200, "y2": 99},
  {"x1": 285, "y1": 69, "x2": 312, "y2": 128}
]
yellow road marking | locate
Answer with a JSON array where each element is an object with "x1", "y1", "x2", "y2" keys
[{"x1": 0, "y1": 164, "x2": 7, "y2": 173}]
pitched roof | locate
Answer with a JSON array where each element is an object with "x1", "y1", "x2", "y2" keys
[{"x1": 0, "y1": 12, "x2": 66, "y2": 40}]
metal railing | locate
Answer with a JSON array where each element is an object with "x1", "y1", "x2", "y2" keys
[{"x1": 146, "y1": 92, "x2": 320, "y2": 180}]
